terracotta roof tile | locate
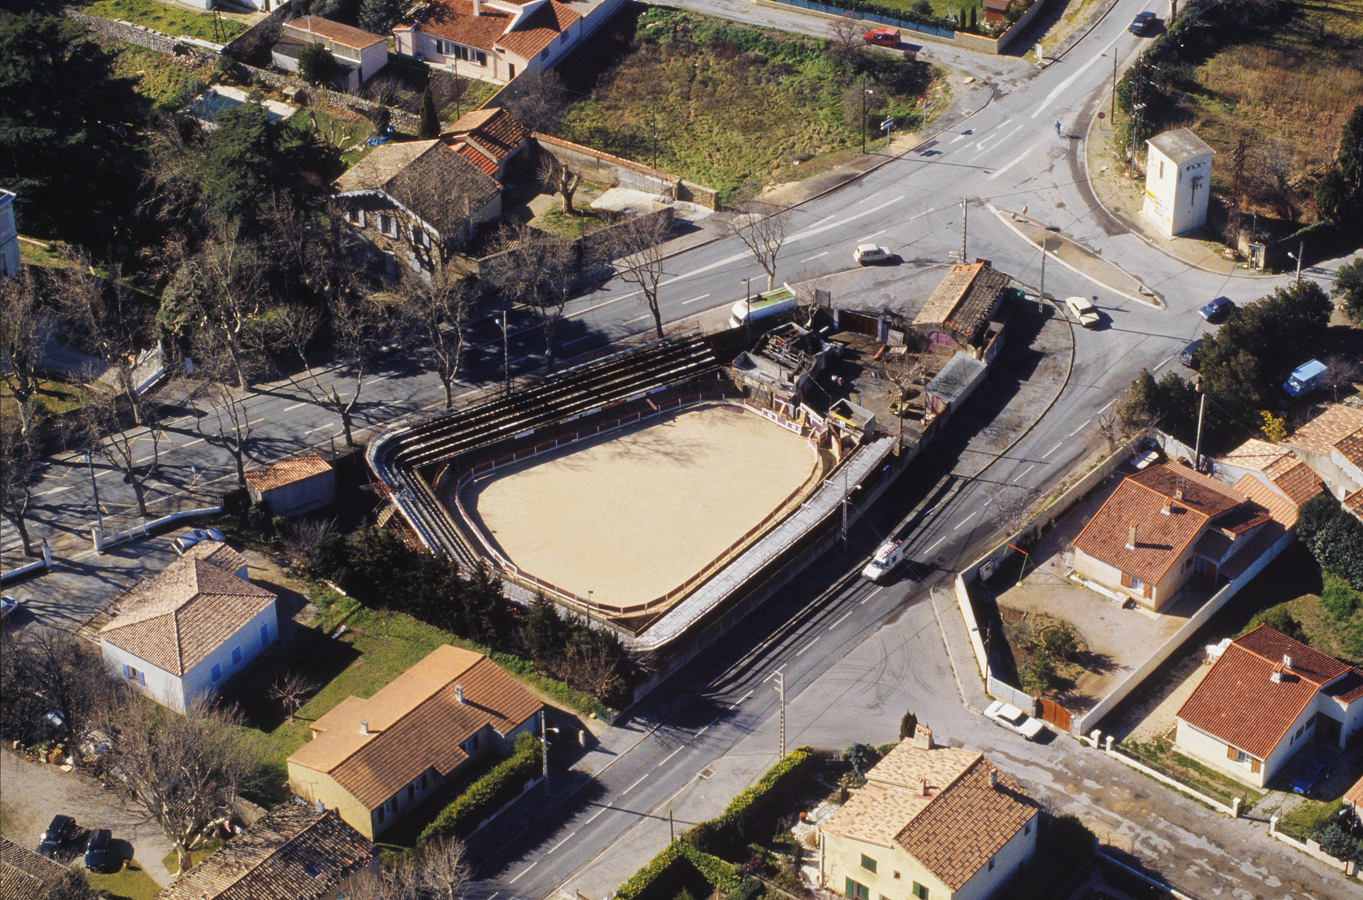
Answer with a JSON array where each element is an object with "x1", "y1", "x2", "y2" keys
[
  {"x1": 245, "y1": 452, "x2": 333, "y2": 493},
  {"x1": 1282, "y1": 405, "x2": 1363, "y2": 457},
  {"x1": 913, "y1": 262, "x2": 1010, "y2": 345},
  {"x1": 1337, "y1": 427, "x2": 1363, "y2": 469},
  {"x1": 288, "y1": 646, "x2": 542, "y2": 811},
  {"x1": 100, "y1": 558, "x2": 276, "y2": 675},
  {"x1": 445, "y1": 107, "x2": 530, "y2": 163},
  {"x1": 1230, "y1": 474, "x2": 1300, "y2": 527},
  {"x1": 181, "y1": 540, "x2": 248, "y2": 575},
  {"x1": 1346, "y1": 772, "x2": 1363, "y2": 809},
  {"x1": 1220, "y1": 438, "x2": 1289, "y2": 473},
  {"x1": 1, "y1": 835, "x2": 70, "y2": 900},
  {"x1": 454, "y1": 141, "x2": 500, "y2": 177},
  {"x1": 1073, "y1": 462, "x2": 1246, "y2": 587},
  {"x1": 406, "y1": 0, "x2": 511, "y2": 52},
  {"x1": 497, "y1": 0, "x2": 580, "y2": 59},
  {"x1": 1266, "y1": 458, "x2": 1325, "y2": 506},
  {"x1": 284, "y1": 16, "x2": 387, "y2": 50},
  {"x1": 1177, "y1": 626, "x2": 1362, "y2": 759},
  {"x1": 158, "y1": 804, "x2": 374, "y2": 900},
  {"x1": 821, "y1": 742, "x2": 1038, "y2": 891},
  {"x1": 1345, "y1": 489, "x2": 1363, "y2": 521}
]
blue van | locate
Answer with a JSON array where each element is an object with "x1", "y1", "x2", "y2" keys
[{"x1": 1284, "y1": 359, "x2": 1327, "y2": 397}]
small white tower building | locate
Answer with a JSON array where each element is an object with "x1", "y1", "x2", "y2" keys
[{"x1": 1142, "y1": 128, "x2": 1214, "y2": 237}]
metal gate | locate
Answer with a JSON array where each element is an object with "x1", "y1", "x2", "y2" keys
[{"x1": 1038, "y1": 698, "x2": 1071, "y2": 732}]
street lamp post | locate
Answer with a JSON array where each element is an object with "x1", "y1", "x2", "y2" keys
[
  {"x1": 540, "y1": 709, "x2": 560, "y2": 792},
  {"x1": 841, "y1": 467, "x2": 861, "y2": 550},
  {"x1": 768, "y1": 670, "x2": 786, "y2": 757},
  {"x1": 861, "y1": 85, "x2": 875, "y2": 154},
  {"x1": 500, "y1": 313, "x2": 510, "y2": 396},
  {"x1": 86, "y1": 452, "x2": 103, "y2": 536}
]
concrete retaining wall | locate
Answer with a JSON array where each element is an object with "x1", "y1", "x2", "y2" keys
[
  {"x1": 1268, "y1": 818, "x2": 1358, "y2": 875},
  {"x1": 94, "y1": 506, "x2": 223, "y2": 553},
  {"x1": 533, "y1": 133, "x2": 682, "y2": 200},
  {"x1": 750, "y1": 0, "x2": 1053, "y2": 55},
  {"x1": 66, "y1": 9, "x2": 216, "y2": 57}
]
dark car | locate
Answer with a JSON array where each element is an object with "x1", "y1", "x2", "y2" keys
[
  {"x1": 83, "y1": 828, "x2": 115, "y2": 872},
  {"x1": 1198, "y1": 296, "x2": 1234, "y2": 321},
  {"x1": 1289, "y1": 760, "x2": 1331, "y2": 796},
  {"x1": 37, "y1": 815, "x2": 76, "y2": 858},
  {"x1": 1178, "y1": 337, "x2": 1203, "y2": 368},
  {"x1": 1129, "y1": 11, "x2": 1157, "y2": 34}
]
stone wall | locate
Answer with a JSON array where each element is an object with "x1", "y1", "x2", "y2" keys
[
  {"x1": 233, "y1": 63, "x2": 423, "y2": 133},
  {"x1": 66, "y1": 9, "x2": 211, "y2": 57}
]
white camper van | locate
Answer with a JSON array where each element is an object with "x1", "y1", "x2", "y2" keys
[{"x1": 862, "y1": 538, "x2": 907, "y2": 582}]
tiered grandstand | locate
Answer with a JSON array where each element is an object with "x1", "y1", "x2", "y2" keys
[{"x1": 368, "y1": 333, "x2": 721, "y2": 574}]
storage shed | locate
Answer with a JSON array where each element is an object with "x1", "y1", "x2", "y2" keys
[{"x1": 244, "y1": 452, "x2": 336, "y2": 517}]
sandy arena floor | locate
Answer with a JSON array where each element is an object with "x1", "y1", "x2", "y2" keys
[{"x1": 463, "y1": 404, "x2": 817, "y2": 608}]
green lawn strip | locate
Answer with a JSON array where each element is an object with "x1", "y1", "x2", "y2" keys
[
  {"x1": 109, "y1": 43, "x2": 206, "y2": 111},
  {"x1": 1120, "y1": 737, "x2": 1261, "y2": 809},
  {"x1": 0, "y1": 378, "x2": 88, "y2": 424},
  {"x1": 88, "y1": 0, "x2": 245, "y2": 42},
  {"x1": 533, "y1": 206, "x2": 610, "y2": 239},
  {"x1": 160, "y1": 839, "x2": 224, "y2": 876},
  {"x1": 440, "y1": 80, "x2": 500, "y2": 123},
  {"x1": 86, "y1": 861, "x2": 161, "y2": 900},
  {"x1": 1278, "y1": 798, "x2": 1343, "y2": 841},
  {"x1": 553, "y1": 6, "x2": 933, "y2": 204}
]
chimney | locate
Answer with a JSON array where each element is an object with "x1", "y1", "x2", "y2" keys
[
  {"x1": 988, "y1": 771, "x2": 999, "y2": 789},
  {"x1": 1175, "y1": 489, "x2": 1184, "y2": 502},
  {"x1": 360, "y1": 720, "x2": 370, "y2": 735},
  {"x1": 917, "y1": 778, "x2": 928, "y2": 796},
  {"x1": 913, "y1": 724, "x2": 933, "y2": 750},
  {"x1": 1161, "y1": 499, "x2": 1172, "y2": 515},
  {"x1": 1270, "y1": 667, "x2": 1282, "y2": 684},
  {"x1": 1126, "y1": 522, "x2": 1138, "y2": 550},
  {"x1": 473, "y1": 0, "x2": 482, "y2": 14},
  {"x1": 455, "y1": 685, "x2": 465, "y2": 704},
  {"x1": 1283, "y1": 654, "x2": 1292, "y2": 669}
]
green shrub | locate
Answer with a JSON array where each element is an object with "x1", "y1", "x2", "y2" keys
[
  {"x1": 418, "y1": 732, "x2": 541, "y2": 844},
  {"x1": 615, "y1": 841, "x2": 739, "y2": 900},
  {"x1": 686, "y1": 747, "x2": 816, "y2": 856},
  {"x1": 1298, "y1": 493, "x2": 1363, "y2": 592},
  {"x1": 1322, "y1": 580, "x2": 1359, "y2": 620},
  {"x1": 1245, "y1": 607, "x2": 1307, "y2": 643}
]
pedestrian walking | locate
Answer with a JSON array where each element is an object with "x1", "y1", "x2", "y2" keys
[{"x1": 1055, "y1": 121, "x2": 1062, "y2": 137}]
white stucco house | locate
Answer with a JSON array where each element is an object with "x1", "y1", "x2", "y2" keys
[
  {"x1": 0, "y1": 190, "x2": 19, "y2": 277},
  {"x1": 819, "y1": 727, "x2": 1039, "y2": 900},
  {"x1": 1176, "y1": 626, "x2": 1363, "y2": 788},
  {"x1": 1142, "y1": 127, "x2": 1214, "y2": 237},
  {"x1": 99, "y1": 542, "x2": 278, "y2": 714}
]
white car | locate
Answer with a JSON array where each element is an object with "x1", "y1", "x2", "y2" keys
[
  {"x1": 1065, "y1": 296, "x2": 1101, "y2": 328},
  {"x1": 985, "y1": 701, "x2": 1044, "y2": 739},
  {"x1": 172, "y1": 527, "x2": 227, "y2": 555},
  {"x1": 854, "y1": 244, "x2": 891, "y2": 265},
  {"x1": 1, "y1": 595, "x2": 17, "y2": 619}
]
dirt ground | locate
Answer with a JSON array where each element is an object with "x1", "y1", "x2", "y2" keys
[{"x1": 463, "y1": 404, "x2": 817, "y2": 609}]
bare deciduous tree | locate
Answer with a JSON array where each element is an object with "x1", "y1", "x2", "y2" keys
[
  {"x1": 0, "y1": 418, "x2": 40, "y2": 557},
  {"x1": 111, "y1": 699, "x2": 264, "y2": 873},
  {"x1": 500, "y1": 68, "x2": 568, "y2": 133},
  {"x1": 268, "y1": 671, "x2": 319, "y2": 724},
  {"x1": 0, "y1": 627, "x2": 120, "y2": 749},
  {"x1": 483, "y1": 223, "x2": 577, "y2": 372},
  {"x1": 1253, "y1": 137, "x2": 1302, "y2": 223},
  {"x1": 283, "y1": 516, "x2": 337, "y2": 571},
  {"x1": 79, "y1": 387, "x2": 166, "y2": 519},
  {"x1": 827, "y1": 13, "x2": 866, "y2": 68},
  {"x1": 308, "y1": 290, "x2": 386, "y2": 448},
  {"x1": 342, "y1": 838, "x2": 470, "y2": 900},
  {"x1": 539, "y1": 153, "x2": 582, "y2": 217},
  {"x1": 726, "y1": 201, "x2": 791, "y2": 292},
  {"x1": 400, "y1": 271, "x2": 479, "y2": 408},
  {"x1": 0, "y1": 266, "x2": 53, "y2": 438},
  {"x1": 607, "y1": 211, "x2": 676, "y2": 339},
  {"x1": 177, "y1": 230, "x2": 273, "y2": 391}
]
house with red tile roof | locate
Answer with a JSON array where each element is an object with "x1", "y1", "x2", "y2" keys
[
  {"x1": 1071, "y1": 461, "x2": 1293, "y2": 611},
  {"x1": 286, "y1": 645, "x2": 542, "y2": 839},
  {"x1": 393, "y1": 0, "x2": 623, "y2": 85},
  {"x1": 819, "y1": 727, "x2": 1039, "y2": 900},
  {"x1": 1216, "y1": 437, "x2": 1325, "y2": 508},
  {"x1": 1282, "y1": 404, "x2": 1363, "y2": 502},
  {"x1": 1175, "y1": 626, "x2": 1363, "y2": 788},
  {"x1": 441, "y1": 107, "x2": 531, "y2": 181},
  {"x1": 99, "y1": 546, "x2": 278, "y2": 714},
  {"x1": 273, "y1": 16, "x2": 389, "y2": 92},
  {"x1": 245, "y1": 451, "x2": 336, "y2": 518}
]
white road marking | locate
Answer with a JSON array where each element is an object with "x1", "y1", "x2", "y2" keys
[
  {"x1": 1017, "y1": 463, "x2": 1035, "y2": 479},
  {"x1": 564, "y1": 335, "x2": 595, "y2": 347},
  {"x1": 734, "y1": 690, "x2": 754, "y2": 705},
  {"x1": 625, "y1": 313, "x2": 655, "y2": 325},
  {"x1": 1032, "y1": 36, "x2": 1122, "y2": 118},
  {"x1": 987, "y1": 141, "x2": 1040, "y2": 181},
  {"x1": 789, "y1": 197, "x2": 901, "y2": 243},
  {"x1": 800, "y1": 251, "x2": 829, "y2": 262},
  {"x1": 795, "y1": 636, "x2": 821, "y2": 656},
  {"x1": 949, "y1": 132, "x2": 969, "y2": 143},
  {"x1": 955, "y1": 510, "x2": 980, "y2": 529},
  {"x1": 928, "y1": 535, "x2": 949, "y2": 551},
  {"x1": 183, "y1": 438, "x2": 205, "y2": 448},
  {"x1": 681, "y1": 293, "x2": 712, "y2": 306},
  {"x1": 1069, "y1": 418, "x2": 1091, "y2": 437},
  {"x1": 582, "y1": 806, "x2": 608, "y2": 825},
  {"x1": 861, "y1": 586, "x2": 884, "y2": 605},
  {"x1": 622, "y1": 773, "x2": 651, "y2": 795},
  {"x1": 567, "y1": 288, "x2": 645, "y2": 319},
  {"x1": 509, "y1": 862, "x2": 537, "y2": 884},
  {"x1": 975, "y1": 121, "x2": 1022, "y2": 156},
  {"x1": 283, "y1": 402, "x2": 307, "y2": 412},
  {"x1": 697, "y1": 715, "x2": 721, "y2": 737},
  {"x1": 548, "y1": 834, "x2": 574, "y2": 854},
  {"x1": 658, "y1": 746, "x2": 684, "y2": 768},
  {"x1": 829, "y1": 609, "x2": 855, "y2": 630},
  {"x1": 858, "y1": 228, "x2": 888, "y2": 242},
  {"x1": 305, "y1": 424, "x2": 332, "y2": 434},
  {"x1": 36, "y1": 486, "x2": 72, "y2": 498},
  {"x1": 1044, "y1": 441, "x2": 1064, "y2": 458}
]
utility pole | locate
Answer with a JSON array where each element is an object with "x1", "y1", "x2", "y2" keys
[
  {"x1": 1227, "y1": 136, "x2": 1247, "y2": 249},
  {"x1": 1038, "y1": 241, "x2": 1047, "y2": 310},
  {"x1": 960, "y1": 198, "x2": 968, "y2": 262},
  {"x1": 1111, "y1": 52, "x2": 1117, "y2": 120},
  {"x1": 861, "y1": 81, "x2": 871, "y2": 154},
  {"x1": 669, "y1": 809, "x2": 675, "y2": 842},
  {"x1": 1295, "y1": 241, "x2": 1304, "y2": 282},
  {"x1": 773, "y1": 670, "x2": 786, "y2": 758},
  {"x1": 501, "y1": 312, "x2": 510, "y2": 397},
  {"x1": 1193, "y1": 391, "x2": 1207, "y2": 472},
  {"x1": 86, "y1": 452, "x2": 103, "y2": 536}
]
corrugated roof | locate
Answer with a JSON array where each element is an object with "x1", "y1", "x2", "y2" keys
[
  {"x1": 284, "y1": 16, "x2": 387, "y2": 50},
  {"x1": 821, "y1": 741, "x2": 1038, "y2": 891},
  {"x1": 288, "y1": 646, "x2": 542, "y2": 811},
  {"x1": 1073, "y1": 462, "x2": 1247, "y2": 587},
  {"x1": 245, "y1": 452, "x2": 333, "y2": 493},
  {"x1": 913, "y1": 262, "x2": 1010, "y2": 344},
  {"x1": 0, "y1": 835, "x2": 69, "y2": 900},
  {"x1": 1177, "y1": 626, "x2": 1363, "y2": 759},
  {"x1": 157, "y1": 804, "x2": 374, "y2": 900},
  {"x1": 100, "y1": 558, "x2": 276, "y2": 676}
]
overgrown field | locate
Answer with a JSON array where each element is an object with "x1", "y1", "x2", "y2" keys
[
  {"x1": 553, "y1": 6, "x2": 938, "y2": 203},
  {"x1": 109, "y1": 43, "x2": 209, "y2": 112},
  {"x1": 1119, "y1": 0, "x2": 1363, "y2": 224},
  {"x1": 87, "y1": 0, "x2": 245, "y2": 42}
]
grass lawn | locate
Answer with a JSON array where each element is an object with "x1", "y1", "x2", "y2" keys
[
  {"x1": 288, "y1": 108, "x2": 377, "y2": 170},
  {"x1": 87, "y1": 0, "x2": 245, "y2": 42},
  {"x1": 1, "y1": 379, "x2": 88, "y2": 428},
  {"x1": 86, "y1": 860, "x2": 161, "y2": 900},
  {"x1": 440, "y1": 79, "x2": 500, "y2": 124},
  {"x1": 161, "y1": 839, "x2": 223, "y2": 876},
  {"x1": 1121, "y1": 735, "x2": 1265, "y2": 810},
  {"x1": 109, "y1": 43, "x2": 208, "y2": 112},
  {"x1": 552, "y1": 5, "x2": 938, "y2": 204},
  {"x1": 1229, "y1": 542, "x2": 1363, "y2": 666},
  {"x1": 532, "y1": 206, "x2": 611, "y2": 239}
]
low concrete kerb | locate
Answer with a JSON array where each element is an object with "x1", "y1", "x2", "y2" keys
[{"x1": 988, "y1": 202, "x2": 1163, "y2": 309}]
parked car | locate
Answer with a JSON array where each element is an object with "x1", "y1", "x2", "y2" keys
[
  {"x1": 37, "y1": 815, "x2": 77, "y2": 858},
  {"x1": 854, "y1": 244, "x2": 892, "y2": 265},
  {"x1": 1065, "y1": 296, "x2": 1101, "y2": 328},
  {"x1": 1198, "y1": 296, "x2": 1234, "y2": 321},
  {"x1": 172, "y1": 527, "x2": 226, "y2": 555},
  {"x1": 83, "y1": 829, "x2": 115, "y2": 872},
  {"x1": 0, "y1": 595, "x2": 17, "y2": 619},
  {"x1": 1178, "y1": 337, "x2": 1203, "y2": 368},
  {"x1": 1283, "y1": 359, "x2": 1327, "y2": 397},
  {"x1": 1128, "y1": 10, "x2": 1157, "y2": 34},
  {"x1": 984, "y1": 701, "x2": 1045, "y2": 739},
  {"x1": 1289, "y1": 759, "x2": 1330, "y2": 796},
  {"x1": 863, "y1": 25, "x2": 899, "y2": 46}
]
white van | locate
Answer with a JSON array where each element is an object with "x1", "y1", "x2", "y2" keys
[{"x1": 862, "y1": 538, "x2": 907, "y2": 582}]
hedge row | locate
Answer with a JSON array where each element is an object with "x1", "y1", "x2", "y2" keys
[
  {"x1": 821, "y1": 0, "x2": 956, "y2": 31},
  {"x1": 615, "y1": 841, "x2": 740, "y2": 900},
  {"x1": 1298, "y1": 493, "x2": 1363, "y2": 593},
  {"x1": 682, "y1": 747, "x2": 817, "y2": 856},
  {"x1": 418, "y1": 732, "x2": 541, "y2": 845}
]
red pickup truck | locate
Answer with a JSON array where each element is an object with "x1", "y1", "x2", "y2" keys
[{"x1": 863, "y1": 26, "x2": 900, "y2": 46}]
